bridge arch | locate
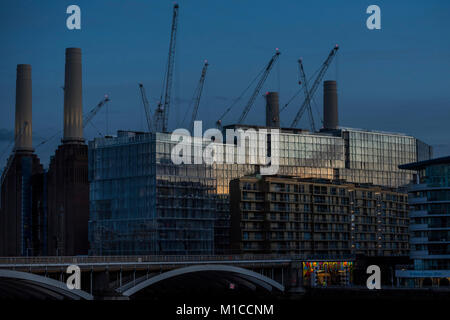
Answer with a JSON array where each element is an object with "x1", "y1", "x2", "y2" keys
[
  {"x1": 120, "y1": 264, "x2": 284, "y2": 297},
  {"x1": 0, "y1": 269, "x2": 93, "y2": 300}
]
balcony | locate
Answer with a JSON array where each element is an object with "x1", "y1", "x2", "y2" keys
[
  {"x1": 408, "y1": 210, "x2": 428, "y2": 218},
  {"x1": 409, "y1": 183, "x2": 448, "y2": 192},
  {"x1": 408, "y1": 197, "x2": 427, "y2": 204},
  {"x1": 427, "y1": 238, "x2": 450, "y2": 244},
  {"x1": 410, "y1": 237, "x2": 428, "y2": 244},
  {"x1": 408, "y1": 183, "x2": 430, "y2": 192},
  {"x1": 410, "y1": 250, "x2": 429, "y2": 258},
  {"x1": 409, "y1": 224, "x2": 429, "y2": 231}
]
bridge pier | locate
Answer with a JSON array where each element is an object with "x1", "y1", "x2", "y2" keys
[
  {"x1": 92, "y1": 269, "x2": 109, "y2": 296},
  {"x1": 91, "y1": 269, "x2": 123, "y2": 299},
  {"x1": 285, "y1": 261, "x2": 305, "y2": 295}
]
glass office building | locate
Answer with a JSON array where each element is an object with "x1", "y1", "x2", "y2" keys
[
  {"x1": 340, "y1": 128, "x2": 427, "y2": 188},
  {"x1": 88, "y1": 126, "x2": 432, "y2": 255},
  {"x1": 88, "y1": 132, "x2": 157, "y2": 255},
  {"x1": 89, "y1": 131, "x2": 216, "y2": 255}
]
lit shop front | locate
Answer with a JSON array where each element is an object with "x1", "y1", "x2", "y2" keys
[{"x1": 302, "y1": 261, "x2": 353, "y2": 287}]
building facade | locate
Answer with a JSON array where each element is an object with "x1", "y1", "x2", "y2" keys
[
  {"x1": 230, "y1": 175, "x2": 409, "y2": 257},
  {"x1": 396, "y1": 156, "x2": 450, "y2": 286},
  {"x1": 88, "y1": 125, "x2": 430, "y2": 255},
  {"x1": 88, "y1": 131, "x2": 216, "y2": 255}
]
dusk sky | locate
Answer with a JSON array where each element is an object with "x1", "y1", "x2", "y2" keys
[{"x1": 0, "y1": 0, "x2": 449, "y2": 168}]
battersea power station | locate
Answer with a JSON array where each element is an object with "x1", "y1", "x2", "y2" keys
[
  {"x1": 0, "y1": 48, "x2": 89, "y2": 256},
  {"x1": 0, "y1": 44, "x2": 433, "y2": 258}
]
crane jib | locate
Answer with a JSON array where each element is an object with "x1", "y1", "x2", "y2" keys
[
  {"x1": 291, "y1": 46, "x2": 339, "y2": 128},
  {"x1": 237, "y1": 50, "x2": 281, "y2": 124}
]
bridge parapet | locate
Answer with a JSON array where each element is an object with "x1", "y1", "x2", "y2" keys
[{"x1": 0, "y1": 254, "x2": 354, "y2": 266}]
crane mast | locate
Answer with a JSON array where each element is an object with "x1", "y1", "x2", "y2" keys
[
  {"x1": 291, "y1": 45, "x2": 339, "y2": 128},
  {"x1": 237, "y1": 49, "x2": 280, "y2": 124},
  {"x1": 156, "y1": 3, "x2": 179, "y2": 133},
  {"x1": 297, "y1": 59, "x2": 316, "y2": 132},
  {"x1": 138, "y1": 84, "x2": 153, "y2": 132},
  {"x1": 190, "y1": 61, "x2": 209, "y2": 132}
]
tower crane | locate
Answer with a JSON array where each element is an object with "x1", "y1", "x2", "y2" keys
[
  {"x1": 291, "y1": 44, "x2": 339, "y2": 128},
  {"x1": 189, "y1": 60, "x2": 209, "y2": 132},
  {"x1": 297, "y1": 58, "x2": 316, "y2": 132},
  {"x1": 155, "y1": 3, "x2": 179, "y2": 133},
  {"x1": 83, "y1": 95, "x2": 110, "y2": 128},
  {"x1": 138, "y1": 84, "x2": 153, "y2": 132},
  {"x1": 237, "y1": 49, "x2": 280, "y2": 124},
  {"x1": 215, "y1": 49, "x2": 281, "y2": 129}
]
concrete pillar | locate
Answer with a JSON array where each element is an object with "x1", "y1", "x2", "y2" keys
[
  {"x1": 286, "y1": 261, "x2": 304, "y2": 293},
  {"x1": 14, "y1": 64, "x2": 33, "y2": 152},
  {"x1": 63, "y1": 48, "x2": 84, "y2": 143},
  {"x1": 93, "y1": 270, "x2": 110, "y2": 295}
]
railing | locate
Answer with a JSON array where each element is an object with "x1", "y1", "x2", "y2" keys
[
  {"x1": 0, "y1": 253, "x2": 356, "y2": 266},
  {"x1": 395, "y1": 264, "x2": 414, "y2": 270}
]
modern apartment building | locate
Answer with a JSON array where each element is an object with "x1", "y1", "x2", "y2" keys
[
  {"x1": 230, "y1": 175, "x2": 409, "y2": 257},
  {"x1": 396, "y1": 156, "x2": 450, "y2": 286}
]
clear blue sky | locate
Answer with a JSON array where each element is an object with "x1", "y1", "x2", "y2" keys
[{"x1": 0, "y1": 0, "x2": 449, "y2": 168}]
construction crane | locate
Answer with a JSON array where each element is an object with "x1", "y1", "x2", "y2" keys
[
  {"x1": 33, "y1": 95, "x2": 110, "y2": 149},
  {"x1": 215, "y1": 68, "x2": 264, "y2": 129},
  {"x1": 138, "y1": 83, "x2": 153, "y2": 132},
  {"x1": 155, "y1": 3, "x2": 179, "y2": 133},
  {"x1": 291, "y1": 44, "x2": 339, "y2": 128},
  {"x1": 83, "y1": 95, "x2": 110, "y2": 128},
  {"x1": 237, "y1": 49, "x2": 280, "y2": 124},
  {"x1": 189, "y1": 60, "x2": 209, "y2": 132},
  {"x1": 298, "y1": 58, "x2": 316, "y2": 132}
]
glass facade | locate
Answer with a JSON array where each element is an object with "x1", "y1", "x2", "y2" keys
[
  {"x1": 154, "y1": 133, "x2": 216, "y2": 255},
  {"x1": 341, "y1": 128, "x2": 422, "y2": 187},
  {"x1": 88, "y1": 126, "x2": 432, "y2": 255},
  {"x1": 89, "y1": 131, "x2": 216, "y2": 255},
  {"x1": 89, "y1": 132, "x2": 157, "y2": 255}
]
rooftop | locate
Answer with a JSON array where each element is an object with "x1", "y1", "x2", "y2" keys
[
  {"x1": 234, "y1": 174, "x2": 403, "y2": 192},
  {"x1": 399, "y1": 156, "x2": 450, "y2": 170}
]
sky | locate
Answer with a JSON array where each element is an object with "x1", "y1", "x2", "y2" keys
[{"x1": 0, "y1": 0, "x2": 449, "y2": 168}]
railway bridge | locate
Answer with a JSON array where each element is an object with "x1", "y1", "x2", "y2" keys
[{"x1": 0, "y1": 254, "x2": 353, "y2": 299}]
